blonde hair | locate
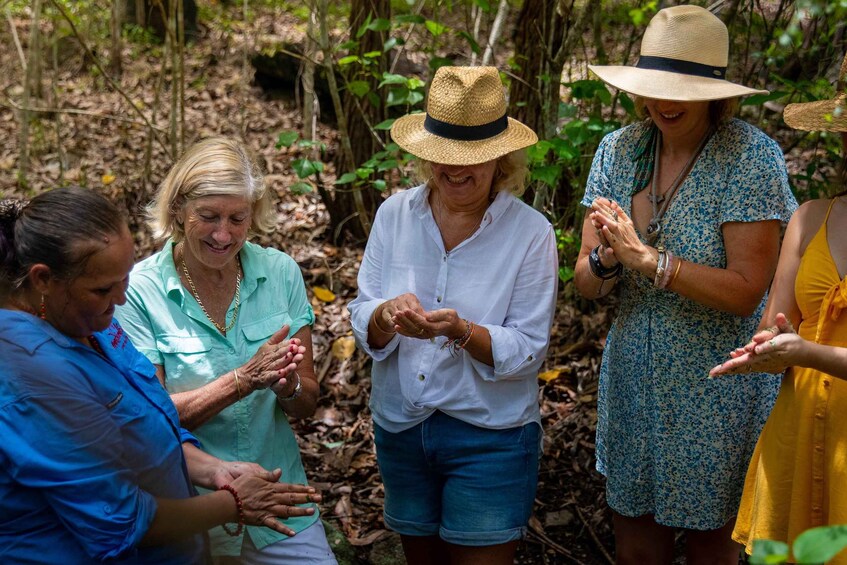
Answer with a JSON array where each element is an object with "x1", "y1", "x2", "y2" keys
[
  {"x1": 148, "y1": 137, "x2": 275, "y2": 241},
  {"x1": 413, "y1": 149, "x2": 530, "y2": 197},
  {"x1": 633, "y1": 96, "x2": 740, "y2": 126}
]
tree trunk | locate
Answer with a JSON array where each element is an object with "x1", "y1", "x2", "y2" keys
[
  {"x1": 110, "y1": 0, "x2": 123, "y2": 76},
  {"x1": 326, "y1": 0, "x2": 390, "y2": 243},
  {"x1": 508, "y1": 0, "x2": 599, "y2": 222}
]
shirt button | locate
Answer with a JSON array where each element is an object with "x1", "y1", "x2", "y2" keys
[
  {"x1": 527, "y1": 355, "x2": 533, "y2": 361},
  {"x1": 240, "y1": 426, "x2": 248, "y2": 433},
  {"x1": 418, "y1": 374, "x2": 425, "y2": 381},
  {"x1": 443, "y1": 255, "x2": 447, "y2": 261},
  {"x1": 823, "y1": 380, "x2": 831, "y2": 388},
  {"x1": 437, "y1": 296, "x2": 442, "y2": 303},
  {"x1": 103, "y1": 504, "x2": 112, "y2": 514}
]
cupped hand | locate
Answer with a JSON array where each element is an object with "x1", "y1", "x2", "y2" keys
[
  {"x1": 378, "y1": 293, "x2": 426, "y2": 336},
  {"x1": 709, "y1": 313, "x2": 800, "y2": 377},
  {"x1": 231, "y1": 471, "x2": 321, "y2": 536},
  {"x1": 394, "y1": 307, "x2": 464, "y2": 340},
  {"x1": 240, "y1": 325, "x2": 304, "y2": 392},
  {"x1": 590, "y1": 198, "x2": 650, "y2": 272}
]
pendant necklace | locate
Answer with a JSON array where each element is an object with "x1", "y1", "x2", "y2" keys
[{"x1": 645, "y1": 127, "x2": 713, "y2": 245}]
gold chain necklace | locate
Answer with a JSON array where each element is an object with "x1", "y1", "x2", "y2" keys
[{"x1": 181, "y1": 257, "x2": 242, "y2": 334}]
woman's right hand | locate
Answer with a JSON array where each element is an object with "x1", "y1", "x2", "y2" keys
[
  {"x1": 238, "y1": 325, "x2": 305, "y2": 393},
  {"x1": 230, "y1": 470, "x2": 320, "y2": 536},
  {"x1": 591, "y1": 198, "x2": 654, "y2": 276}
]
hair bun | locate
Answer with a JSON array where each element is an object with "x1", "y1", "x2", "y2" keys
[{"x1": 0, "y1": 199, "x2": 27, "y2": 225}]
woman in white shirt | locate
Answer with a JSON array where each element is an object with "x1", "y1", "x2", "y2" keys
[{"x1": 348, "y1": 66, "x2": 558, "y2": 565}]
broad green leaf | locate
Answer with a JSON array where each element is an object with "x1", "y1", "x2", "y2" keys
[
  {"x1": 373, "y1": 179, "x2": 387, "y2": 191},
  {"x1": 531, "y1": 165, "x2": 561, "y2": 187},
  {"x1": 367, "y1": 18, "x2": 391, "y2": 32},
  {"x1": 355, "y1": 14, "x2": 372, "y2": 39},
  {"x1": 377, "y1": 159, "x2": 398, "y2": 172},
  {"x1": 276, "y1": 131, "x2": 299, "y2": 149},
  {"x1": 289, "y1": 181, "x2": 314, "y2": 195},
  {"x1": 619, "y1": 92, "x2": 636, "y2": 116},
  {"x1": 363, "y1": 50, "x2": 382, "y2": 59},
  {"x1": 407, "y1": 91, "x2": 425, "y2": 106},
  {"x1": 292, "y1": 158, "x2": 322, "y2": 179},
  {"x1": 374, "y1": 119, "x2": 396, "y2": 130},
  {"x1": 741, "y1": 91, "x2": 788, "y2": 107},
  {"x1": 472, "y1": 0, "x2": 491, "y2": 12},
  {"x1": 793, "y1": 525, "x2": 847, "y2": 564},
  {"x1": 348, "y1": 80, "x2": 371, "y2": 98},
  {"x1": 379, "y1": 73, "x2": 409, "y2": 87},
  {"x1": 355, "y1": 167, "x2": 373, "y2": 179},
  {"x1": 337, "y1": 55, "x2": 360, "y2": 66},
  {"x1": 425, "y1": 20, "x2": 447, "y2": 37},
  {"x1": 335, "y1": 172, "x2": 358, "y2": 185},
  {"x1": 558, "y1": 266, "x2": 574, "y2": 284},
  {"x1": 395, "y1": 14, "x2": 425, "y2": 24},
  {"x1": 750, "y1": 539, "x2": 789, "y2": 564},
  {"x1": 338, "y1": 40, "x2": 358, "y2": 51},
  {"x1": 383, "y1": 37, "x2": 398, "y2": 52},
  {"x1": 386, "y1": 86, "x2": 410, "y2": 107}
]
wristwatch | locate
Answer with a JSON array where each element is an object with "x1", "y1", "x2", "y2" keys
[
  {"x1": 589, "y1": 245, "x2": 622, "y2": 279},
  {"x1": 277, "y1": 372, "x2": 303, "y2": 401}
]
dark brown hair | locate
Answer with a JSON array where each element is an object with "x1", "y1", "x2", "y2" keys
[{"x1": 0, "y1": 187, "x2": 125, "y2": 299}]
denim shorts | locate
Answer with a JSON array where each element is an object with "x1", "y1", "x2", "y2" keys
[{"x1": 374, "y1": 411, "x2": 540, "y2": 546}]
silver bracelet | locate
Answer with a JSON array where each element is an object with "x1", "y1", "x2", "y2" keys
[{"x1": 276, "y1": 372, "x2": 302, "y2": 401}]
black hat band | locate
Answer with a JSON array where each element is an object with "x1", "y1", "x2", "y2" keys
[
  {"x1": 636, "y1": 55, "x2": 726, "y2": 80},
  {"x1": 424, "y1": 113, "x2": 509, "y2": 141}
]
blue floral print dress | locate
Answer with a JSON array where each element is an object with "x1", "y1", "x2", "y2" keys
[{"x1": 581, "y1": 118, "x2": 797, "y2": 529}]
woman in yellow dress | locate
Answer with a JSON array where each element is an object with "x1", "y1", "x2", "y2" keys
[{"x1": 710, "y1": 53, "x2": 847, "y2": 561}]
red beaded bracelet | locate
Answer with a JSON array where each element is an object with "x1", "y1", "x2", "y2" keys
[{"x1": 218, "y1": 484, "x2": 245, "y2": 537}]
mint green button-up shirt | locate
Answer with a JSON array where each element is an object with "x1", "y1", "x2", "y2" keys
[{"x1": 115, "y1": 241, "x2": 317, "y2": 556}]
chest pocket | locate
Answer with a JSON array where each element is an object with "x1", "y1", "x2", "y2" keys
[
  {"x1": 241, "y1": 314, "x2": 291, "y2": 345},
  {"x1": 155, "y1": 335, "x2": 215, "y2": 392}
]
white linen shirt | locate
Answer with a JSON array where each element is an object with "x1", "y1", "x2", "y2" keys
[{"x1": 348, "y1": 184, "x2": 558, "y2": 433}]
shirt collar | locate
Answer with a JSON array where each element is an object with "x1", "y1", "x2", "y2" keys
[
  {"x1": 159, "y1": 239, "x2": 267, "y2": 305},
  {"x1": 408, "y1": 183, "x2": 513, "y2": 225}
]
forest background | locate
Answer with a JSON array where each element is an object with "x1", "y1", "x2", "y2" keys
[{"x1": 1, "y1": 0, "x2": 846, "y2": 563}]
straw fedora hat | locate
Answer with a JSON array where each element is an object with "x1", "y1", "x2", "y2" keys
[
  {"x1": 588, "y1": 5, "x2": 767, "y2": 102},
  {"x1": 784, "y1": 52, "x2": 847, "y2": 132},
  {"x1": 390, "y1": 66, "x2": 538, "y2": 166}
]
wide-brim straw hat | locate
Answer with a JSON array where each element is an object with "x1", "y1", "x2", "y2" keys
[
  {"x1": 784, "y1": 53, "x2": 847, "y2": 132},
  {"x1": 390, "y1": 66, "x2": 538, "y2": 166},
  {"x1": 588, "y1": 5, "x2": 767, "y2": 102}
]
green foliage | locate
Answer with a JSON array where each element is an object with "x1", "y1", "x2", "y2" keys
[{"x1": 751, "y1": 525, "x2": 847, "y2": 564}]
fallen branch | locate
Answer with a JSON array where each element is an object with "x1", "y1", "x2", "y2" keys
[
  {"x1": 1, "y1": 98, "x2": 167, "y2": 132},
  {"x1": 573, "y1": 498, "x2": 614, "y2": 565}
]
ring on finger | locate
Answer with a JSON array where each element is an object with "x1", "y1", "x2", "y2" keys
[
  {"x1": 417, "y1": 328, "x2": 425, "y2": 336},
  {"x1": 612, "y1": 211, "x2": 618, "y2": 222},
  {"x1": 769, "y1": 339, "x2": 777, "y2": 348}
]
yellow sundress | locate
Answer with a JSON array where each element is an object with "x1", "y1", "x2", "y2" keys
[{"x1": 734, "y1": 198, "x2": 847, "y2": 561}]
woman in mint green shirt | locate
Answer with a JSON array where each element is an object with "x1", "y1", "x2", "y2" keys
[{"x1": 116, "y1": 138, "x2": 337, "y2": 564}]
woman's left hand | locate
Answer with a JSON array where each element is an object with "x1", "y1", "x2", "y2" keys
[
  {"x1": 590, "y1": 198, "x2": 652, "y2": 273},
  {"x1": 709, "y1": 313, "x2": 802, "y2": 376},
  {"x1": 209, "y1": 460, "x2": 275, "y2": 490}
]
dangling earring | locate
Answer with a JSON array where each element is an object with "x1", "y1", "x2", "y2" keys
[{"x1": 39, "y1": 295, "x2": 46, "y2": 320}]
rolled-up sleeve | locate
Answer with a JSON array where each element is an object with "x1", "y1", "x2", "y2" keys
[{"x1": 471, "y1": 224, "x2": 558, "y2": 381}]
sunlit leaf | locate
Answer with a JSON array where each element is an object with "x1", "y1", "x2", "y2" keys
[
  {"x1": 793, "y1": 525, "x2": 847, "y2": 564},
  {"x1": 289, "y1": 181, "x2": 313, "y2": 195},
  {"x1": 367, "y1": 18, "x2": 391, "y2": 32},
  {"x1": 750, "y1": 539, "x2": 789, "y2": 564},
  {"x1": 312, "y1": 286, "x2": 336, "y2": 302},
  {"x1": 338, "y1": 55, "x2": 360, "y2": 66},
  {"x1": 538, "y1": 369, "x2": 562, "y2": 383},
  {"x1": 331, "y1": 336, "x2": 356, "y2": 360},
  {"x1": 101, "y1": 174, "x2": 116, "y2": 185},
  {"x1": 425, "y1": 20, "x2": 447, "y2": 37},
  {"x1": 336, "y1": 173, "x2": 358, "y2": 185}
]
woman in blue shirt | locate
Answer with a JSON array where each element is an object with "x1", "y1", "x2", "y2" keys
[{"x1": 0, "y1": 187, "x2": 319, "y2": 564}]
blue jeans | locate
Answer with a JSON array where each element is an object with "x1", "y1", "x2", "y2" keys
[{"x1": 374, "y1": 411, "x2": 540, "y2": 546}]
